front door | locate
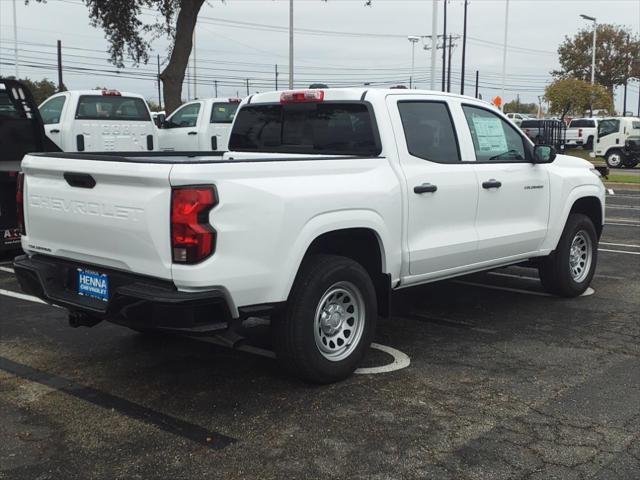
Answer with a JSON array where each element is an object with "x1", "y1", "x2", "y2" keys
[
  {"x1": 39, "y1": 94, "x2": 67, "y2": 150},
  {"x1": 388, "y1": 96, "x2": 479, "y2": 280},
  {"x1": 158, "y1": 101, "x2": 202, "y2": 151},
  {"x1": 461, "y1": 104, "x2": 550, "y2": 262}
]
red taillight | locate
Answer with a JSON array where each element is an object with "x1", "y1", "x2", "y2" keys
[
  {"x1": 280, "y1": 90, "x2": 324, "y2": 104},
  {"x1": 16, "y1": 172, "x2": 25, "y2": 235},
  {"x1": 228, "y1": 97, "x2": 242, "y2": 103},
  {"x1": 171, "y1": 186, "x2": 217, "y2": 264},
  {"x1": 578, "y1": 128, "x2": 583, "y2": 138},
  {"x1": 101, "y1": 89, "x2": 121, "y2": 96}
]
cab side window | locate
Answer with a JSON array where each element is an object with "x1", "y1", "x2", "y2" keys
[
  {"x1": 398, "y1": 101, "x2": 460, "y2": 163},
  {"x1": 39, "y1": 96, "x2": 66, "y2": 124},
  {"x1": 168, "y1": 103, "x2": 200, "y2": 128},
  {"x1": 462, "y1": 105, "x2": 527, "y2": 162},
  {"x1": 598, "y1": 119, "x2": 620, "y2": 138}
]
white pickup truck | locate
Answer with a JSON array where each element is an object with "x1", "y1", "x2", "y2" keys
[
  {"x1": 14, "y1": 88, "x2": 606, "y2": 383},
  {"x1": 565, "y1": 118, "x2": 598, "y2": 150},
  {"x1": 157, "y1": 97, "x2": 241, "y2": 152},
  {"x1": 38, "y1": 89, "x2": 157, "y2": 152}
]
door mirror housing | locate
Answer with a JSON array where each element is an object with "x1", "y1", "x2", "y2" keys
[{"x1": 533, "y1": 145, "x2": 556, "y2": 164}]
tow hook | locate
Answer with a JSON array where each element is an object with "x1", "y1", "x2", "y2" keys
[{"x1": 68, "y1": 311, "x2": 102, "y2": 328}]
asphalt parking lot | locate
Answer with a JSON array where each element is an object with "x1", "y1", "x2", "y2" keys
[{"x1": 1, "y1": 188, "x2": 638, "y2": 480}]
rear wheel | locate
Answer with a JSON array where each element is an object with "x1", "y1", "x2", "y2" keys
[
  {"x1": 606, "y1": 150, "x2": 623, "y2": 168},
  {"x1": 272, "y1": 254, "x2": 377, "y2": 383},
  {"x1": 538, "y1": 213, "x2": 598, "y2": 297}
]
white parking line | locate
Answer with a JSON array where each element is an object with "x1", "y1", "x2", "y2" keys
[
  {"x1": 488, "y1": 271, "x2": 538, "y2": 281},
  {"x1": 354, "y1": 343, "x2": 411, "y2": 375},
  {"x1": 606, "y1": 222, "x2": 640, "y2": 227},
  {"x1": 606, "y1": 204, "x2": 640, "y2": 210},
  {"x1": 453, "y1": 280, "x2": 552, "y2": 297},
  {"x1": 599, "y1": 248, "x2": 640, "y2": 256},
  {"x1": 0, "y1": 288, "x2": 49, "y2": 305},
  {"x1": 0, "y1": 266, "x2": 14, "y2": 274},
  {"x1": 600, "y1": 242, "x2": 640, "y2": 249}
]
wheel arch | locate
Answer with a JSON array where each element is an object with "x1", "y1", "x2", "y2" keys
[{"x1": 281, "y1": 219, "x2": 393, "y2": 318}]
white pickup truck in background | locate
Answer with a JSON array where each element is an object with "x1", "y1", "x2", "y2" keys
[
  {"x1": 157, "y1": 97, "x2": 241, "y2": 152},
  {"x1": 38, "y1": 89, "x2": 157, "y2": 152},
  {"x1": 565, "y1": 118, "x2": 598, "y2": 150},
  {"x1": 15, "y1": 88, "x2": 605, "y2": 383}
]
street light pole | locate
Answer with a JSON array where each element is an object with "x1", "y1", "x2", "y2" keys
[
  {"x1": 460, "y1": 0, "x2": 469, "y2": 95},
  {"x1": 12, "y1": 0, "x2": 19, "y2": 78},
  {"x1": 408, "y1": 36, "x2": 420, "y2": 89},
  {"x1": 289, "y1": 0, "x2": 294, "y2": 89},
  {"x1": 430, "y1": 0, "x2": 439, "y2": 90},
  {"x1": 500, "y1": 0, "x2": 510, "y2": 111},
  {"x1": 580, "y1": 14, "x2": 597, "y2": 85}
]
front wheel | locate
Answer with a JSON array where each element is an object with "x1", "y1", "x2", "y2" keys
[
  {"x1": 606, "y1": 150, "x2": 623, "y2": 168},
  {"x1": 272, "y1": 254, "x2": 377, "y2": 383},
  {"x1": 538, "y1": 213, "x2": 598, "y2": 297}
]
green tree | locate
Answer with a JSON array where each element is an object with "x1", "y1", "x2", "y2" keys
[
  {"x1": 554, "y1": 24, "x2": 640, "y2": 92},
  {"x1": 544, "y1": 78, "x2": 612, "y2": 120},
  {"x1": 3, "y1": 76, "x2": 57, "y2": 104},
  {"x1": 503, "y1": 99, "x2": 537, "y2": 115}
]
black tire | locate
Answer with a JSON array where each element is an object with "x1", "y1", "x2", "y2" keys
[
  {"x1": 584, "y1": 137, "x2": 593, "y2": 150},
  {"x1": 272, "y1": 254, "x2": 377, "y2": 384},
  {"x1": 538, "y1": 213, "x2": 598, "y2": 297},
  {"x1": 606, "y1": 150, "x2": 623, "y2": 169}
]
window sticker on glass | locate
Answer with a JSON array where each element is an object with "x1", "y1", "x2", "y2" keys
[{"x1": 472, "y1": 116, "x2": 508, "y2": 153}]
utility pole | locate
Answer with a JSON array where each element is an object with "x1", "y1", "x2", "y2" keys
[
  {"x1": 57, "y1": 40, "x2": 64, "y2": 92},
  {"x1": 474, "y1": 70, "x2": 479, "y2": 98},
  {"x1": 408, "y1": 36, "x2": 420, "y2": 89},
  {"x1": 214, "y1": 80, "x2": 218, "y2": 97},
  {"x1": 12, "y1": 0, "x2": 19, "y2": 78},
  {"x1": 289, "y1": 0, "x2": 294, "y2": 89},
  {"x1": 441, "y1": 0, "x2": 448, "y2": 92},
  {"x1": 500, "y1": 0, "x2": 510, "y2": 111},
  {"x1": 430, "y1": 0, "x2": 439, "y2": 90},
  {"x1": 460, "y1": 0, "x2": 469, "y2": 95},
  {"x1": 275, "y1": 64, "x2": 279, "y2": 90},
  {"x1": 192, "y1": 28, "x2": 197, "y2": 99},
  {"x1": 446, "y1": 35, "x2": 453, "y2": 93},
  {"x1": 156, "y1": 55, "x2": 162, "y2": 109},
  {"x1": 623, "y1": 81, "x2": 628, "y2": 115},
  {"x1": 246, "y1": 78, "x2": 250, "y2": 96}
]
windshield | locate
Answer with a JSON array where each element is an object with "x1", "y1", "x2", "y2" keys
[
  {"x1": 229, "y1": 102, "x2": 381, "y2": 156},
  {"x1": 75, "y1": 95, "x2": 151, "y2": 121}
]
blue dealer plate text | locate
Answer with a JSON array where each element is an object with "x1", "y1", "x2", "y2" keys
[{"x1": 77, "y1": 268, "x2": 109, "y2": 302}]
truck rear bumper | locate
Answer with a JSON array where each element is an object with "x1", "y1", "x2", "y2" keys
[{"x1": 13, "y1": 254, "x2": 235, "y2": 332}]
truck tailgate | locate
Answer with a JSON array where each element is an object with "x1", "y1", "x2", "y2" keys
[{"x1": 21, "y1": 154, "x2": 173, "y2": 279}]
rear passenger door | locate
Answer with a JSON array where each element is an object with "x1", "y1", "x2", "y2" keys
[
  {"x1": 388, "y1": 96, "x2": 479, "y2": 280},
  {"x1": 461, "y1": 105, "x2": 550, "y2": 262}
]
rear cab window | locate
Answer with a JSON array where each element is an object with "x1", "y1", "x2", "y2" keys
[
  {"x1": 569, "y1": 119, "x2": 596, "y2": 128},
  {"x1": 228, "y1": 102, "x2": 381, "y2": 156},
  {"x1": 520, "y1": 120, "x2": 541, "y2": 129},
  {"x1": 75, "y1": 95, "x2": 151, "y2": 121},
  {"x1": 210, "y1": 102, "x2": 240, "y2": 124}
]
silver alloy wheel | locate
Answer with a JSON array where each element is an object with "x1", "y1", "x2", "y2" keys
[
  {"x1": 607, "y1": 152, "x2": 622, "y2": 168},
  {"x1": 314, "y1": 281, "x2": 366, "y2": 362},
  {"x1": 569, "y1": 230, "x2": 593, "y2": 283}
]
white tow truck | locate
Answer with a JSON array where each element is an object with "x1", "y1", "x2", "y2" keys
[
  {"x1": 157, "y1": 97, "x2": 241, "y2": 152},
  {"x1": 38, "y1": 89, "x2": 158, "y2": 152},
  {"x1": 15, "y1": 88, "x2": 605, "y2": 383}
]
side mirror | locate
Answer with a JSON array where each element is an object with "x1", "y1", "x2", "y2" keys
[
  {"x1": 533, "y1": 145, "x2": 556, "y2": 163},
  {"x1": 160, "y1": 119, "x2": 172, "y2": 129}
]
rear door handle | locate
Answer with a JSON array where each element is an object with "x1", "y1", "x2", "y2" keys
[
  {"x1": 49, "y1": 129, "x2": 60, "y2": 133},
  {"x1": 482, "y1": 179, "x2": 502, "y2": 189},
  {"x1": 188, "y1": 131, "x2": 198, "y2": 135},
  {"x1": 414, "y1": 183, "x2": 438, "y2": 194}
]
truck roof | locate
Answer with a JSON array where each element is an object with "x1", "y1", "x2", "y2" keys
[
  {"x1": 247, "y1": 88, "x2": 494, "y2": 107},
  {"x1": 50, "y1": 90, "x2": 147, "y2": 99}
]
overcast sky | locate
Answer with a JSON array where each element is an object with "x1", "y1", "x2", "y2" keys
[{"x1": 0, "y1": 0, "x2": 638, "y2": 112}]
